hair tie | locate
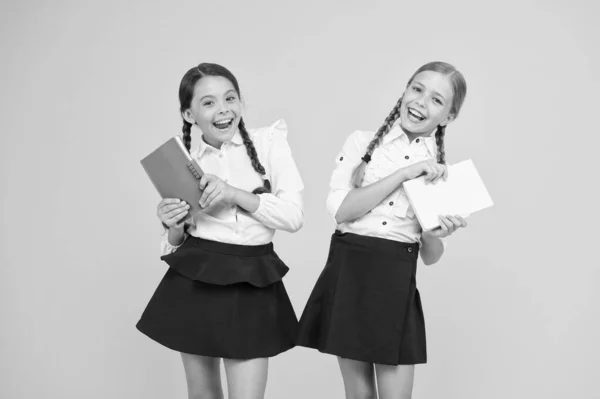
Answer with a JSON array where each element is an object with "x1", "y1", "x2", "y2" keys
[{"x1": 361, "y1": 154, "x2": 371, "y2": 164}]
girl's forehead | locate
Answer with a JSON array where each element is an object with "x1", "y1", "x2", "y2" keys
[
  {"x1": 410, "y1": 71, "x2": 454, "y2": 98},
  {"x1": 194, "y1": 76, "x2": 237, "y2": 97}
]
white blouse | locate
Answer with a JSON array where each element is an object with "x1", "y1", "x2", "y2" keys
[
  {"x1": 161, "y1": 119, "x2": 304, "y2": 255},
  {"x1": 327, "y1": 121, "x2": 445, "y2": 245}
]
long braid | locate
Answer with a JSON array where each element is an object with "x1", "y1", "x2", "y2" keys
[
  {"x1": 351, "y1": 97, "x2": 403, "y2": 188},
  {"x1": 238, "y1": 118, "x2": 272, "y2": 194},
  {"x1": 435, "y1": 125, "x2": 446, "y2": 164},
  {"x1": 182, "y1": 120, "x2": 192, "y2": 152}
]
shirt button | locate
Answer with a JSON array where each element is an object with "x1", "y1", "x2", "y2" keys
[
  {"x1": 382, "y1": 221, "x2": 387, "y2": 226},
  {"x1": 407, "y1": 247, "x2": 413, "y2": 253},
  {"x1": 405, "y1": 155, "x2": 409, "y2": 160},
  {"x1": 339, "y1": 156, "x2": 344, "y2": 161},
  {"x1": 389, "y1": 201, "x2": 394, "y2": 206}
]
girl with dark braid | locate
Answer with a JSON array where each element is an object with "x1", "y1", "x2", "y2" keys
[
  {"x1": 298, "y1": 61, "x2": 468, "y2": 399},
  {"x1": 137, "y1": 63, "x2": 303, "y2": 399}
]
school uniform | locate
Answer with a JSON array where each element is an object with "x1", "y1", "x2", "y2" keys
[
  {"x1": 137, "y1": 119, "x2": 304, "y2": 359},
  {"x1": 297, "y1": 122, "x2": 445, "y2": 366}
]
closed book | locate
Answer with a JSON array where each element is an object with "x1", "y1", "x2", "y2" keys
[
  {"x1": 140, "y1": 136, "x2": 204, "y2": 218},
  {"x1": 402, "y1": 159, "x2": 493, "y2": 231}
]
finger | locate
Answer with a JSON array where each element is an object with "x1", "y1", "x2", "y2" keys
[
  {"x1": 170, "y1": 210, "x2": 189, "y2": 225},
  {"x1": 203, "y1": 183, "x2": 223, "y2": 207},
  {"x1": 158, "y1": 198, "x2": 181, "y2": 211},
  {"x1": 447, "y1": 215, "x2": 462, "y2": 230},
  {"x1": 199, "y1": 174, "x2": 217, "y2": 190},
  {"x1": 160, "y1": 198, "x2": 182, "y2": 206},
  {"x1": 160, "y1": 201, "x2": 188, "y2": 214},
  {"x1": 423, "y1": 165, "x2": 435, "y2": 184},
  {"x1": 166, "y1": 204, "x2": 190, "y2": 219},
  {"x1": 456, "y1": 215, "x2": 468, "y2": 227},
  {"x1": 170, "y1": 211, "x2": 189, "y2": 224},
  {"x1": 438, "y1": 215, "x2": 452, "y2": 232},
  {"x1": 436, "y1": 164, "x2": 447, "y2": 183},
  {"x1": 200, "y1": 181, "x2": 218, "y2": 206},
  {"x1": 204, "y1": 189, "x2": 223, "y2": 208},
  {"x1": 442, "y1": 166, "x2": 449, "y2": 181},
  {"x1": 430, "y1": 166, "x2": 443, "y2": 184}
]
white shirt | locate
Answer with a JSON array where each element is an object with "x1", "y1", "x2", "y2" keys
[
  {"x1": 161, "y1": 119, "x2": 304, "y2": 255},
  {"x1": 327, "y1": 122, "x2": 444, "y2": 245}
]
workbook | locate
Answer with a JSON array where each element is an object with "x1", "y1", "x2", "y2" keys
[
  {"x1": 402, "y1": 159, "x2": 493, "y2": 231},
  {"x1": 140, "y1": 136, "x2": 204, "y2": 218}
]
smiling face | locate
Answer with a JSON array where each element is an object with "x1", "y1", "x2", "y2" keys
[
  {"x1": 399, "y1": 70, "x2": 455, "y2": 136},
  {"x1": 182, "y1": 75, "x2": 242, "y2": 149}
]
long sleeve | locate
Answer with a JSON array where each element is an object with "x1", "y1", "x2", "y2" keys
[
  {"x1": 325, "y1": 130, "x2": 370, "y2": 220},
  {"x1": 251, "y1": 121, "x2": 304, "y2": 232},
  {"x1": 159, "y1": 229, "x2": 188, "y2": 256}
]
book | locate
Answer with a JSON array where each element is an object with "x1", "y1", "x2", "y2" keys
[
  {"x1": 402, "y1": 159, "x2": 493, "y2": 231},
  {"x1": 140, "y1": 136, "x2": 204, "y2": 218}
]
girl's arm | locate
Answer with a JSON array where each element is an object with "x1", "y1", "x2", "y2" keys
[
  {"x1": 328, "y1": 131, "x2": 446, "y2": 224},
  {"x1": 334, "y1": 167, "x2": 414, "y2": 224},
  {"x1": 249, "y1": 121, "x2": 304, "y2": 232}
]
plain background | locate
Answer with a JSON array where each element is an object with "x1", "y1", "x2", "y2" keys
[{"x1": 1, "y1": 0, "x2": 598, "y2": 398}]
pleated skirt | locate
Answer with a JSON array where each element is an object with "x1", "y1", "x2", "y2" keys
[{"x1": 297, "y1": 230, "x2": 426, "y2": 365}]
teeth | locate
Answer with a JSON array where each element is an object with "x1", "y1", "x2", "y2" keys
[
  {"x1": 408, "y1": 108, "x2": 425, "y2": 121},
  {"x1": 214, "y1": 118, "x2": 232, "y2": 126}
]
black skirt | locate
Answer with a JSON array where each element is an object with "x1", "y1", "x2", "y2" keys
[
  {"x1": 297, "y1": 230, "x2": 426, "y2": 365},
  {"x1": 136, "y1": 236, "x2": 298, "y2": 359}
]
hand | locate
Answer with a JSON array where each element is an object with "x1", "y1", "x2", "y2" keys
[
  {"x1": 157, "y1": 198, "x2": 190, "y2": 229},
  {"x1": 423, "y1": 215, "x2": 468, "y2": 238},
  {"x1": 198, "y1": 174, "x2": 236, "y2": 208},
  {"x1": 405, "y1": 159, "x2": 448, "y2": 184}
]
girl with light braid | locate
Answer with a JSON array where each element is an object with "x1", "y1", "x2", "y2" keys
[
  {"x1": 137, "y1": 63, "x2": 304, "y2": 399},
  {"x1": 298, "y1": 61, "x2": 468, "y2": 399}
]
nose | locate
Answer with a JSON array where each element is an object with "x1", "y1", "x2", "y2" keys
[
  {"x1": 414, "y1": 95, "x2": 426, "y2": 108},
  {"x1": 217, "y1": 101, "x2": 230, "y2": 114}
]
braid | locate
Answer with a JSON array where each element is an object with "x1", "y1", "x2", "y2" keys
[
  {"x1": 182, "y1": 121, "x2": 192, "y2": 153},
  {"x1": 238, "y1": 118, "x2": 272, "y2": 194},
  {"x1": 435, "y1": 125, "x2": 446, "y2": 164},
  {"x1": 351, "y1": 97, "x2": 403, "y2": 188}
]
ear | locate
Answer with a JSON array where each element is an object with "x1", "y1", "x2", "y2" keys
[
  {"x1": 440, "y1": 113, "x2": 455, "y2": 127},
  {"x1": 182, "y1": 109, "x2": 196, "y2": 125}
]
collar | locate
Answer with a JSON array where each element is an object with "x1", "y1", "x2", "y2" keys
[
  {"x1": 383, "y1": 121, "x2": 437, "y2": 157},
  {"x1": 191, "y1": 128, "x2": 244, "y2": 159}
]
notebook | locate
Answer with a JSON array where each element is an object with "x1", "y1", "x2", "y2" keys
[
  {"x1": 402, "y1": 159, "x2": 493, "y2": 231},
  {"x1": 140, "y1": 136, "x2": 204, "y2": 218}
]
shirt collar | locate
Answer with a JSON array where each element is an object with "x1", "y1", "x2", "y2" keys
[
  {"x1": 191, "y1": 129, "x2": 244, "y2": 159},
  {"x1": 383, "y1": 121, "x2": 437, "y2": 157}
]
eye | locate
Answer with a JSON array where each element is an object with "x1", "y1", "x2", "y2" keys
[
  {"x1": 433, "y1": 98, "x2": 443, "y2": 105},
  {"x1": 412, "y1": 86, "x2": 421, "y2": 92},
  {"x1": 226, "y1": 95, "x2": 237, "y2": 102},
  {"x1": 203, "y1": 100, "x2": 214, "y2": 107}
]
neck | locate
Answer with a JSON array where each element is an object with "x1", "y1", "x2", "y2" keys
[{"x1": 202, "y1": 136, "x2": 223, "y2": 150}]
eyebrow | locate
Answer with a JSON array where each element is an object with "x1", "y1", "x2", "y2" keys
[
  {"x1": 412, "y1": 81, "x2": 447, "y2": 101},
  {"x1": 199, "y1": 90, "x2": 238, "y2": 102}
]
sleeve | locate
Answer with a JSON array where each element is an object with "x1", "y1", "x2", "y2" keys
[
  {"x1": 325, "y1": 130, "x2": 370, "y2": 220},
  {"x1": 159, "y1": 230, "x2": 188, "y2": 256},
  {"x1": 251, "y1": 120, "x2": 304, "y2": 232}
]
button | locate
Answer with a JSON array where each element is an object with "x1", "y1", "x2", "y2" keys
[
  {"x1": 382, "y1": 221, "x2": 387, "y2": 225},
  {"x1": 407, "y1": 247, "x2": 413, "y2": 253},
  {"x1": 339, "y1": 156, "x2": 344, "y2": 161},
  {"x1": 405, "y1": 155, "x2": 409, "y2": 160},
  {"x1": 389, "y1": 201, "x2": 394, "y2": 206},
  {"x1": 416, "y1": 138, "x2": 420, "y2": 143}
]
